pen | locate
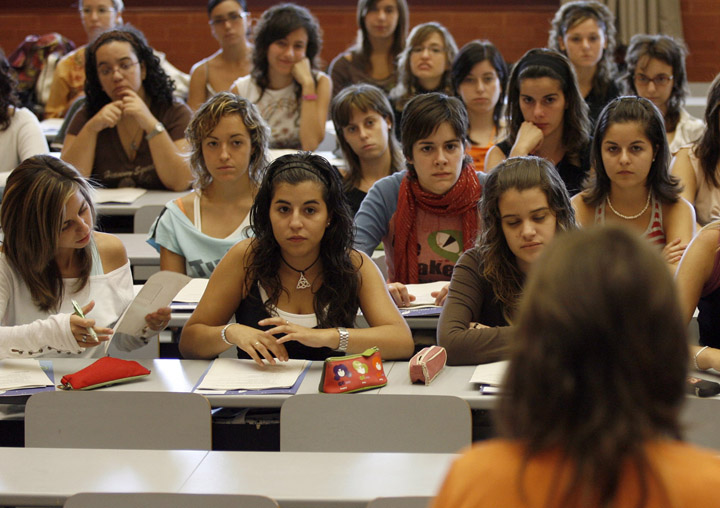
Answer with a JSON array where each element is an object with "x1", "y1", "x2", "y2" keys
[{"x1": 71, "y1": 300, "x2": 99, "y2": 343}]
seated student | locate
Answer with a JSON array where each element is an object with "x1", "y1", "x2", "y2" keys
[
  {"x1": 187, "y1": 0, "x2": 253, "y2": 111},
  {"x1": 622, "y1": 34, "x2": 703, "y2": 155},
  {"x1": 450, "y1": 40, "x2": 508, "y2": 172},
  {"x1": 572, "y1": 96, "x2": 694, "y2": 270},
  {"x1": 45, "y1": 0, "x2": 189, "y2": 119},
  {"x1": 485, "y1": 48, "x2": 591, "y2": 196},
  {"x1": 675, "y1": 221, "x2": 720, "y2": 369},
  {"x1": 331, "y1": 83, "x2": 403, "y2": 216},
  {"x1": 548, "y1": 1, "x2": 619, "y2": 126},
  {"x1": 354, "y1": 92, "x2": 484, "y2": 307},
  {"x1": 328, "y1": 0, "x2": 409, "y2": 100},
  {"x1": 230, "y1": 3, "x2": 330, "y2": 151},
  {"x1": 670, "y1": 73, "x2": 720, "y2": 227},
  {"x1": 148, "y1": 92, "x2": 269, "y2": 278},
  {"x1": 0, "y1": 155, "x2": 170, "y2": 359},
  {"x1": 61, "y1": 26, "x2": 192, "y2": 191},
  {"x1": 437, "y1": 156, "x2": 577, "y2": 365},
  {"x1": 179, "y1": 152, "x2": 414, "y2": 363},
  {"x1": 433, "y1": 227, "x2": 720, "y2": 507},
  {"x1": 0, "y1": 50, "x2": 48, "y2": 173},
  {"x1": 389, "y1": 22, "x2": 458, "y2": 137}
]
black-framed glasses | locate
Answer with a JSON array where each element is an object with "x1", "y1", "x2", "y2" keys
[
  {"x1": 80, "y1": 6, "x2": 116, "y2": 17},
  {"x1": 209, "y1": 11, "x2": 249, "y2": 26},
  {"x1": 634, "y1": 73, "x2": 674, "y2": 87},
  {"x1": 98, "y1": 59, "x2": 139, "y2": 78}
]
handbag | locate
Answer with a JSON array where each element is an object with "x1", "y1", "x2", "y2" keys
[
  {"x1": 59, "y1": 357, "x2": 151, "y2": 390},
  {"x1": 409, "y1": 345, "x2": 447, "y2": 385},
  {"x1": 319, "y1": 347, "x2": 387, "y2": 393}
]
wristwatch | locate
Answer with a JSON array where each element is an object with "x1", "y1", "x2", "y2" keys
[
  {"x1": 336, "y1": 327, "x2": 349, "y2": 352},
  {"x1": 145, "y1": 122, "x2": 165, "y2": 141}
]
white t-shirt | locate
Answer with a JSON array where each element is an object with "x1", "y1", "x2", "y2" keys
[{"x1": 0, "y1": 107, "x2": 49, "y2": 172}]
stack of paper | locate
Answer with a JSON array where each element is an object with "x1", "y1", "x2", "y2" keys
[
  {"x1": 399, "y1": 281, "x2": 448, "y2": 309},
  {"x1": 196, "y1": 358, "x2": 308, "y2": 391},
  {"x1": 0, "y1": 360, "x2": 54, "y2": 393},
  {"x1": 470, "y1": 361, "x2": 508, "y2": 394},
  {"x1": 94, "y1": 187, "x2": 147, "y2": 204}
]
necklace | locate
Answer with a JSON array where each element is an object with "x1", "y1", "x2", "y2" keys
[
  {"x1": 606, "y1": 191, "x2": 651, "y2": 220},
  {"x1": 280, "y1": 254, "x2": 320, "y2": 290}
]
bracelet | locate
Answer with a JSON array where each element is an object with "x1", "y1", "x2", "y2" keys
[
  {"x1": 694, "y1": 345, "x2": 709, "y2": 371},
  {"x1": 473, "y1": 323, "x2": 480, "y2": 329},
  {"x1": 221, "y1": 323, "x2": 235, "y2": 346},
  {"x1": 336, "y1": 327, "x2": 349, "y2": 352},
  {"x1": 302, "y1": 93, "x2": 318, "y2": 101}
]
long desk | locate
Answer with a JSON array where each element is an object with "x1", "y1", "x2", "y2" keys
[
  {"x1": 97, "y1": 191, "x2": 184, "y2": 216},
  {"x1": 117, "y1": 233, "x2": 159, "y2": 266},
  {"x1": 0, "y1": 448, "x2": 455, "y2": 507}
]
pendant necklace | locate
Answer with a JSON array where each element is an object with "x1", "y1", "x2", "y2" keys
[
  {"x1": 606, "y1": 191, "x2": 651, "y2": 220},
  {"x1": 281, "y1": 254, "x2": 320, "y2": 290}
]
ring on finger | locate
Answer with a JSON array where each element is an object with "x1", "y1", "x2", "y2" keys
[{"x1": 254, "y1": 341, "x2": 261, "y2": 347}]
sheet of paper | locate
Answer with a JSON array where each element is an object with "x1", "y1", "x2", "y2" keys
[
  {"x1": 399, "y1": 281, "x2": 448, "y2": 309},
  {"x1": 0, "y1": 359, "x2": 54, "y2": 392},
  {"x1": 114, "y1": 271, "x2": 191, "y2": 337},
  {"x1": 197, "y1": 358, "x2": 308, "y2": 390},
  {"x1": 173, "y1": 278, "x2": 209, "y2": 303},
  {"x1": 94, "y1": 187, "x2": 147, "y2": 204},
  {"x1": 470, "y1": 360, "x2": 509, "y2": 386}
]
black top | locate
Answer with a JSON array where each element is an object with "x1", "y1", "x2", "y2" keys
[
  {"x1": 585, "y1": 80, "x2": 620, "y2": 129},
  {"x1": 344, "y1": 187, "x2": 367, "y2": 217},
  {"x1": 698, "y1": 288, "x2": 720, "y2": 348}
]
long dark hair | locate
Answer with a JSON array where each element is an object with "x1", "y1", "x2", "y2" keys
[
  {"x1": 246, "y1": 152, "x2": 359, "y2": 328},
  {"x1": 85, "y1": 25, "x2": 175, "y2": 116},
  {"x1": 498, "y1": 226, "x2": 687, "y2": 507},
  {"x1": 583, "y1": 96, "x2": 680, "y2": 206},
  {"x1": 692, "y1": 73, "x2": 720, "y2": 188},
  {"x1": 352, "y1": 0, "x2": 409, "y2": 72},
  {"x1": 1, "y1": 156, "x2": 96, "y2": 312},
  {"x1": 0, "y1": 50, "x2": 20, "y2": 132}
]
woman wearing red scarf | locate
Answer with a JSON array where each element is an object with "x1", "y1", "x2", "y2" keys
[{"x1": 354, "y1": 92, "x2": 484, "y2": 306}]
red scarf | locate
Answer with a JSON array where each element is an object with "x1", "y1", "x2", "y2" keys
[{"x1": 393, "y1": 163, "x2": 481, "y2": 283}]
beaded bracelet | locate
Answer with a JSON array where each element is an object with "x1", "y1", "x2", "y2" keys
[
  {"x1": 694, "y1": 345, "x2": 709, "y2": 371},
  {"x1": 221, "y1": 323, "x2": 235, "y2": 346}
]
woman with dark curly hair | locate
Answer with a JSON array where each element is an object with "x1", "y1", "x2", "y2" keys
[
  {"x1": 148, "y1": 92, "x2": 270, "y2": 278},
  {"x1": 486, "y1": 48, "x2": 591, "y2": 196},
  {"x1": 230, "y1": 3, "x2": 330, "y2": 151},
  {"x1": 437, "y1": 156, "x2": 576, "y2": 365},
  {"x1": 180, "y1": 152, "x2": 413, "y2": 363},
  {"x1": 548, "y1": 1, "x2": 619, "y2": 126},
  {"x1": 0, "y1": 50, "x2": 48, "y2": 172},
  {"x1": 61, "y1": 25, "x2": 192, "y2": 190}
]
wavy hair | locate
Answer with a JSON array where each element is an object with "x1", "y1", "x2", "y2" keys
[
  {"x1": 548, "y1": 0, "x2": 617, "y2": 98},
  {"x1": 246, "y1": 152, "x2": 359, "y2": 328},
  {"x1": 582, "y1": 96, "x2": 680, "y2": 206},
  {"x1": 1, "y1": 156, "x2": 96, "y2": 312},
  {"x1": 85, "y1": 25, "x2": 175, "y2": 116},
  {"x1": 477, "y1": 156, "x2": 576, "y2": 319},
  {"x1": 331, "y1": 83, "x2": 403, "y2": 192},
  {"x1": 389, "y1": 22, "x2": 458, "y2": 111},
  {"x1": 207, "y1": 0, "x2": 246, "y2": 15},
  {"x1": 251, "y1": 3, "x2": 322, "y2": 100},
  {"x1": 504, "y1": 48, "x2": 590, "y2": 165},
  {"x1": 185, "y1": 91, "x2": 270, "y2": 190},
  {"x1": 0, "y1": 50, "x2": 20, "y2": 132},
  {"x1": 498, "y1": 226, "x2": 686, "y2": 507},
  {"x1": 352, "y1": 0, "x2": 409, "y2": 72},
  {"x1": 451, "y1": 40, "x2": 508, "y2": 131},
  {"x1": 621, "y1": 34, "x2": 689, "y2": 133},
  {"x1": 692, "y1": 73, "x2": 720, "y2": 188}
]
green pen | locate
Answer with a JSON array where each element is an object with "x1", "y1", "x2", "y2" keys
[{"x1": 71, "y1": 300, "x2": 99, "y2": 343}]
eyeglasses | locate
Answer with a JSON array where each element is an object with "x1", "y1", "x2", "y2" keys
[
  {"x1": 80, "y1": 6, "x2": 116, "y2": 17},
  {"x1": 634, "y1": 73, "x2": 674, "y2": 87},
  {"x1": 410, "y1": 45, "x2": 445, "y2": 55},
  {"x1": 209, "y1": 11, "x2": 249, "y2": 26},
  {"x1": 98, "y1": 59, "x2": 139, "y2": 78}
]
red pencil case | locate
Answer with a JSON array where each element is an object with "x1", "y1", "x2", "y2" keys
[
  {"x1": 59, "y1": 357, "x2": 151, "y2": 390},
  {"x1": 409, "y1": 345, "x2": 447, "y2": 385},
  {"x1": 319, "y1": 347, "x2": 387, "y2": 393}
]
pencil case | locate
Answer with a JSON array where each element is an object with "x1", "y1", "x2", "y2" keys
[
  {"x1": 319, "y1": 347, "x2": 387, "y2": 393},
  {"x1": 59, "y1": 357, "x2": 151, "y2": 390},
  {"x1": 409, "y1": 345, "x2": 446, "y2": 385}
]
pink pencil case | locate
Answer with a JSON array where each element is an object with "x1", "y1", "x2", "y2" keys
[{"x1": 409, "y1": 345, "x2": 447, "y2": 385}]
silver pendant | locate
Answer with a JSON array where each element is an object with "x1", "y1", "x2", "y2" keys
[{"x1": 296, "y1": 272, "x2": 311, "y2": 290}]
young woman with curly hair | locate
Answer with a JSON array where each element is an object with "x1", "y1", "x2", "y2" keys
[
  {"x1": 437, "y1": 156, "x2": 576, "y2": 365},
  {"x1": 61, "y1": 25, "x2": 192, "y2": 191},
  {"x1": 180, "y1": 152, "x2": 413, "y2": 363}
]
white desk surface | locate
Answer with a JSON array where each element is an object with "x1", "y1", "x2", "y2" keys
[
  {"x1": 0, "y1": 447, "x2": 208, "y2": 507},
  {"x1": 117, "y1": 233, "x2": 159, "y2": 266},
  {"x1": 181, "y1": 450, "x2": 456, "y2": 508},
  {"x1": 97, "y1": 190, "x2": 184, "y2": 216}
]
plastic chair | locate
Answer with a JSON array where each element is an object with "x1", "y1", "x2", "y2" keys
[
  {"x1": 134, "y1": 204, "x2": 165, "y2": 233},
  {"x1": 25, "y1": 391, "x2": 212, "y2": 450},
  {"x1": 64, "y1": 493, "x2": 278, "y2": 508},
  {"x1": 367, "y1": 497, "x2": 433, "y2": 508},
  {"x1": 680, "y1": 396, "x2": 720, "y2": 451},
  {"x1": 280, "y1": 393, "x2": 471, "y2": 453}
]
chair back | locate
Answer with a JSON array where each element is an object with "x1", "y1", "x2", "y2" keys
[
  {"x1": 367, "y1": 497, "x2": 433, "y2": 508},
  {"x1": 280, "y1": 393, "x2": 471, "y2": 453},
  {"x1": 134, "y1": 204, "x2": 165, "y2": 233},
  {"x1": 26, "y1": 391, "x2": 211, "y2": 450},
  {"x1": 680, "y1": 396, "x2": 720, "y2": 451},
  {"x1": 64, "y1": 493, "x2": 278, "y2": 508}
]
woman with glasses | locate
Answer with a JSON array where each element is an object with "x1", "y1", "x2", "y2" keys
[
  {"x1": 622, "y1": 34, "x2": 703, "y2": 155},
  {"x1": 61, "y1": 26, "x2": 192, "y2": 191},
  {"x1": 327, "y1": 0, "x2": 409, "y2": 100},
  {"x1": 188, "y1": 0, "x2": 253, "y2": 111}
]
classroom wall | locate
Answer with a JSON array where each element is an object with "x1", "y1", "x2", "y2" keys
[{"x1": 0, "y1": 0, "x2": 718, "y2": 83}]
